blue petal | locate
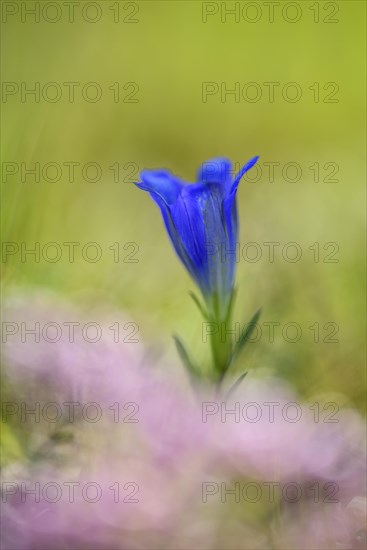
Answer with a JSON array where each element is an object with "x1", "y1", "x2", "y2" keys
[
  {"x1": 231, "y1": 155, "x2": 259, "y2": 196},
  {"x1": 198, "y1": 157, "x2": 232, "y2": 192},
  {"x1": 169, "y1": 188, "x2": 210, "y2": 292},
  {"x1": 135, "y1": 171, "x2": 211, "y2": 294},
  {"x1": 135, "y1": 169, "x2": 183, "y2": 206},
  {"x1": 156, "y1": 181, "x2": 231, "y2": 299},
  {"x1": 134, "y1": 170, "x2": 207, "y2": 287},
  {"x1": 223, "y1": 155, "x2": 259, "y2": 254},
  {"x1": 160, "y1": 199, "x2": 209, "y2": 293}
]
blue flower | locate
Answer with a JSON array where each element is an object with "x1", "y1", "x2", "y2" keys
[{"x1": 134, "y1": 155, "x2": 259, "y2": 321}]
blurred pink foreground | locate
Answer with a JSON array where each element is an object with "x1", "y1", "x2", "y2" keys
[{"x1": 1, "y1": 291, "x2": 366, "y2": 549}]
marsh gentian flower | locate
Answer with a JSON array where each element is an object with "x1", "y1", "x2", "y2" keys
[{"x1": 134, "y1": 156, "x2": 259, "y2": 321}]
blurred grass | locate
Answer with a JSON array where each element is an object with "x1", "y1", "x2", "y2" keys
[{"x1": 1, "y1": 1, "x2": 366, "y2": 410}]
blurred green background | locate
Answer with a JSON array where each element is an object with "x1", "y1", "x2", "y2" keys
[{"x1": 1, "y1": 1, "x2": 366, "y2": 409}]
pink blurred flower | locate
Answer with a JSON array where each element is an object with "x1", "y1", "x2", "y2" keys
[{"x1": 1, "y1": 290, "x2": 366, "y2": 549}]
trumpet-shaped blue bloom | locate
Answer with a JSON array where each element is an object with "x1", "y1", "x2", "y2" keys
[{"x1": 134, "y1": 155, "x2": 259, "y2": 320}]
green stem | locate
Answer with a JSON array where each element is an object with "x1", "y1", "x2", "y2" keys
[{"x1": 208, "y1": 289, "x2": 236, "y2": 384}]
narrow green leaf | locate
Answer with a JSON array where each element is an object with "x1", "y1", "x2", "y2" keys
[
  {"x1": 225, "y1": 287, "x2": 238, "y2": 325},
  {"x1": 231, "y1": 307, "x2": 262, "y2": 364},
  {"x1": 225, "y1": 371, "x2": 248, "y2": 399},
  {"x1": 189, "y1": 291, "x2": 208, "y2": 320},
  {"x1": 173, "y1": 334, "x2": 200, "y2": 379}
]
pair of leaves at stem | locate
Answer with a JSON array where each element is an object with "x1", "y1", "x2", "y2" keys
[{"x1": 174, "y1": 297, "x2": 262, "y2": 394}]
